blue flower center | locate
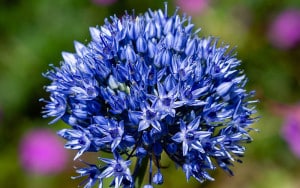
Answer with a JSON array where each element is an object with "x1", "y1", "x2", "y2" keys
[
  {"x1": 55, "y1": 102, "x2": 62, "y2": 108},
  {"x1": 114, "y1": 163, "x2": 123, "y2": 173},
  {"x1": 110, "y1": 128, "x2": 119, "y2": 138},
  {"x1": 214, "y1": 65, "x2": 221, "y2": 73},
  {"x1": 146, "y1": 110, "x2": 156, "y2": 120},
  {"x1": 186, "y1": 132, "x2": 194, "y2": 140},
  {"x1": 79, "y1": 138, "x2": 86, "y2": 145},
  {"x1": 179, "y1": 69, "x2": 186, "y2": 78},
  {"x1": 86, "y1": 87, "x2": 96, "y2": 96},
  {"x1": 148, "y1": 70, "x2": 155, "y2": 80},
  {"x1": 162, "y1": 98, "x2": 171, "y2": 106},
  {"x1": 184, "y1": 90, "x2": 193, "y2": 100}
]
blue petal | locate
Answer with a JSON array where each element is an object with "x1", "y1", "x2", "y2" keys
[
  {"x1": 136, "y1": 147, "x2": 147, "y2": 158},
  {"x1": 136, "y1": 36, "x2": 148, "y2": 53},
  {"x1": 173, "y1": 30, "x2": 187, "y2": 51},
  {"x1": 216, "y1": 82, "x2": 234, "y2": 97},
  {"x1": 182, "y1": 140, "x2": 189, "y2": 156},
  {"x1": 94, "y1": 116, "x2": 108, "y2": 125},
  {"x1": 151, "y1": 120, "x2": 161, "y2": 132},
  {"x1": 99, "y1": 166, "x2": 114, "y2": 179},
  {"x1": 165, "y1": 32, "x2": 174, "y2": 49},
  {"x1": 157, "y1": 82, "x2": 166, "y2": 97},
  {"x1": 187, "y1": 117, "x2": 201, "y2": 131},
  {"x1": 153, "y1": 172, "x2": 163, "y2": 184},
  {"x1": 128, "y1": 111, "x2": 143, "y2": 124},
  {"x1": 111, "y1": 138, "x2": 121, "y2": 151},
  {"x1": 138, "y1": 120, "x2": 150, "y2": 131},
  {"x1": 172, "y1": 132, "x2": 183, "y2": 143},
  {"x1": 161, "y1": 50, "x2": 172, "y2": 66},
  {"x1": 147, "y1": 40, "x2": 157, "y2": 58},
  {"x1": 164, "y1": 75, "x2": 176, "y2": 91},
  {"x1": 74, "y1": 41, "x2": 89, "y2": 58},
  {"x1": 185, "y1": 38, "x2": 197, "y2": 56},
  {"x1": 145, "y1": 21, "x2": 157, "y2": 38},
  {"x1": 191, "y1": 86, "x2": 209, "y2": 97},
  {"x1": 89, "y1": 27, "x2": 101, "y2": 42},
  {"x1": 125, "y1": 45, "x2": 137, "y2": 63},
  {"x1": 163, "y1": 18, "x2": 174, "y2": 35},
  {"x1": 62, "y1": 52, "x2": 77, "y2": 72}
]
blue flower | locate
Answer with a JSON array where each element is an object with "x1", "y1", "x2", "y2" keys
[
  {"x1": 99, "y1": 153, "x2": 132, "y2": 188},
  {"x1": 72, "y1": 161, "x2": 101, "y2": 188},
  {"x1": 57, "y1": 127, "x2": 95, "y2": 160},
  {"x1": 93, "y1": 116, "x2": 135, "y2": 151},
  {"x1": 42, "y1": 2, "x2": 258, "y2": 188},
  {"x1": 172, "y1": 117, "x2": 212, "y2": 156},
  {"x1": 129, "y1": 102, "x2": 162, "y2": 132},
  {"x1": 40, "y1": 93, "x2": 66, "y2": 124}
]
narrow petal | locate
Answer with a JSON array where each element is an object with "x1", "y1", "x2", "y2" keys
[
  {"x1": 172, "y1": 132, "x2": 183, "y2": 143},
  {"x1": 111, "y1": 138, "x2": 122, "y2": 151},
  {"x1": 151, "y1": 120, "x2": 162, "y2": 132},
  {"x1": 99, "y1": 167, "x2": 114, "y2": 179},
  {"x1": 182, "y1": 140, "x2": 189, "y2": 156},
  {"x1": 89, "y1": 27, "x2": 101, "y2": 42},
  {"x1": 138, "y1": 120, "x2": 150, "y2": 131},
  {"x1": 188, "y1": 117, "x2": 201, "y2": 131}
]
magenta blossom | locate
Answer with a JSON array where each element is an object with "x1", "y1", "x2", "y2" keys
[
  {"x1": 176, "y1": 0, "x2": 209, "y2": 15},
  {"x1": 282, "y1": 115, "x2": 300, "y2": 157},
  {"x1": 92, "y1": 0, "x2": 117, "y2": 6},
  {"x1": 268, "y1": 9, "x2": 300, "y2": 49},
  {"x1": 271, "y1": 103, "x2": 300, "y2": 157},
  {"x1": 19, "y1": 128, "x2": 69, "y2": 175}
]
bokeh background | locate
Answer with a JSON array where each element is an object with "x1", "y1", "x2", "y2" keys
[{"x1": 1, "y1": 0, "x2": 300, "y2": 187}]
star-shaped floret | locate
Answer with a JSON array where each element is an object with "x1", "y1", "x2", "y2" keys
[{"x1": 172, "y1": 117, "x2": 211, "y2": 156}]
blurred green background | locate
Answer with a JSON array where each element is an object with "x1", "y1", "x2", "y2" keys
[{"x1": 1, "y1": 0, "x2": 300, "y2": 187}]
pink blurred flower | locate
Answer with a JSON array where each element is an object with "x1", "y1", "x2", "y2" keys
[
  {"x1": 282, "y1": 115, "x2": 300, "y2": 157},
  {"x1": 19, "y1": 128, "x2": 69, "y2": 175},
  {"x1": 268, "y1": 9, "x2": 300, "y2": 49},
  {"x1": 176, "y1": 0, "x2": 209, "y2": 15},
  {"x1": 272, "y1": 103, "x2": 300, "y2": 157},
  {"x1": 92, "y1": 0, "x2": 117, "y2": 6}
]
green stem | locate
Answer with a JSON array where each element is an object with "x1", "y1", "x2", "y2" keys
[{"x1": 134, "y1": 157, "x2": 149, "y2": 188}]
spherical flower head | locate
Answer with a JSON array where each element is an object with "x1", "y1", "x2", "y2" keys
[
  {"x1": 268, "y1": 9, "x2": 300, "y2": 49},
  {"x1": 42, "y1": 3, "x2": 258, "y2": 187},
  {"x1": 19, "y1": 128, "x2": 69, "y2": 175}
]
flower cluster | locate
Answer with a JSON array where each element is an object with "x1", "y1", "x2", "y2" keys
[{"x1": 41, "y1": 3, "x2": 258, "y2": 188}]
